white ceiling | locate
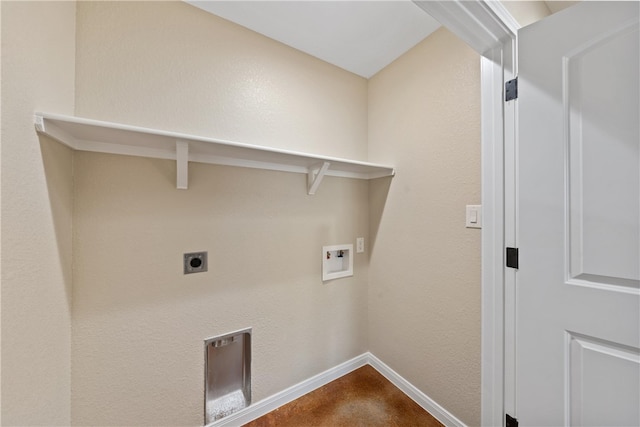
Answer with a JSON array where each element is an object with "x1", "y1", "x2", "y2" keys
[{"x1": 185, "y1": 1, "x2": 441, "y2": 78}]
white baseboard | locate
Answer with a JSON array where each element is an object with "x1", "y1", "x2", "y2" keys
[
  {"x1": 366, "y1": 353, "x2": 467, "y2": 427},
  {"x1": 208, "y1": 353, "x2": 369, "y2": 427},
  {"x1": 207, "y1": 352, "x2": 467, "y2": 427}
]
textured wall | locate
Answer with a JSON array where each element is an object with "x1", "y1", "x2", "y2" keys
[
  {"x1": 74, "y1": 1, "x2": 368, "y2": 160},
  {"x1": 72, "y1": 2, "x2": 369, "y2": 425},
  {"x1": 367, "y1": 28, "x2": 482, "y2": 426},
  {"x1": 72, "y1": 156, "x2": 369, "y2": 426},
  {"x1": 0, "y1": 1, "x2": 76, "y2": 425}
]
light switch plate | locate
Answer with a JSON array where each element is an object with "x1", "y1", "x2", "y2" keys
[{"x1": 466, "y1": 205, "x2": 482, "y2": 229}]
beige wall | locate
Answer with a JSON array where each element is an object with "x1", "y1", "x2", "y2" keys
[
  {"x1": 368, "y1": 28, "x2": 482, "y2": 426},
  {"x1": 72, "y1": 156, "x2": 369, "y2": 425},
  {"x1": 1, "y1": 1, "x2": 76, "y2": 425},
  {"x1": 75, "y1": 1, "x2": 368, "y2": 160},
  {"x1": 72, "y1": 2, "x2": 369, "y2": 425},
  {"x1": 1, "y1": 2, "x2": 503, "y2": 426}
]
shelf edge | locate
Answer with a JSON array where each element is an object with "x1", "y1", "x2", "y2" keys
[{"x1": 34, "y1": 112, "x2": 396, "y2": 183}]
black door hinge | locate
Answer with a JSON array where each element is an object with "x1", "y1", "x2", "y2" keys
[
  {"x1": 506, "y1": 413, "x2": 519, "y2": 427},
  {"x1": 505, "y1": 77, "x2": 518, "y2": 101},
  {"x1": 506, "y1": 247, "x2": 519, "y2": 269}
]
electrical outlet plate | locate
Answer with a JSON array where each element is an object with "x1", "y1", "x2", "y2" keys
[
  {"x1": 184, "y1": 251, "x2": 208, "y2": 274},
  {"x1": 356, "y1": 237, "x2": 365, "y2": 253},
  {"x1": 322, "y1": 244, "x2": 353, "y2": 281}
]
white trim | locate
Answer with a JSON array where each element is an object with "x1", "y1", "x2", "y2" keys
[
  {"x1": 367, "y1": 354, "x2": 467, "y2": 427},
  {"x1": 413, "y1": 0, "x2": 515, "y2": 54},
  {"x1": 483, "y1": 1, "x2": 521, "y2": 36},
  {"x1": 480, "y1": 48, "x2": 507, "y2": 427},
  {"x1": 502, "y1": 41, "x2": 519, "y2": 422},
  {"x1": 206, "y1": 353, "x2": 467, "y2": 427}
]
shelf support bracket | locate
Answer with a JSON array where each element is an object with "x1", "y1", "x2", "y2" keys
[
  {"x1": 307, "y1": 161, "x2": 330, "y2": 195},
  {"x1": 176, "y1": 140, "x2": 189, "y2": 190}
]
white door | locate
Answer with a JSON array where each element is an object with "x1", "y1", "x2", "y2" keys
[{"x1": 516, "y1": 2, "x2": 639, "y2": 426}]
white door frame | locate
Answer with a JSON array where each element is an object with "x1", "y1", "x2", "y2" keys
[{"x1": 412, "y1": 2, "x2": 521, "y2": 425}]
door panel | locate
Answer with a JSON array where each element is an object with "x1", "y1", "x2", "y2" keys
[
  {"x1": 568, "y1": 333, "x2": 640, "y2": 426},
  {"x1": 517, "y1": 2, "x2": 640, "y2": 425},
  {"x1": 567, "y1": 21, "x2": 640, "y2": 285}
]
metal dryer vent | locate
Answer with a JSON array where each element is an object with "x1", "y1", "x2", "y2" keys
[{"x1": 204, "y1": 328, "x2": 251, "y2": 424}]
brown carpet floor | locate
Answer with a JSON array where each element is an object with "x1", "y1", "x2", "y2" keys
[{"x1": 243, "y1": 365, "x2": 444, "y2": 427}]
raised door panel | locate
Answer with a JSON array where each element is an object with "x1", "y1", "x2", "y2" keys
[
  {"x1": 568, "y1": 22, "x2": 640, "y2": 287},
  {"x1": 568, "y1": 333, "x2": 640, "y2": 426}
]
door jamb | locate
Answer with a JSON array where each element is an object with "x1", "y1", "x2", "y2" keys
[{"x1": 412, "y1": 2, "x2": 520, "y2": 425}]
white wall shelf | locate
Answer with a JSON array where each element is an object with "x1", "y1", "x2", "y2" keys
[{"x1": 34, "y1": 112, "x2": 395, "y2": 194}]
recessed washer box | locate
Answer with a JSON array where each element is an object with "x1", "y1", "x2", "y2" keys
[{"x1": 322, "y1": 244, "x2": 353, "y2": 281}]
